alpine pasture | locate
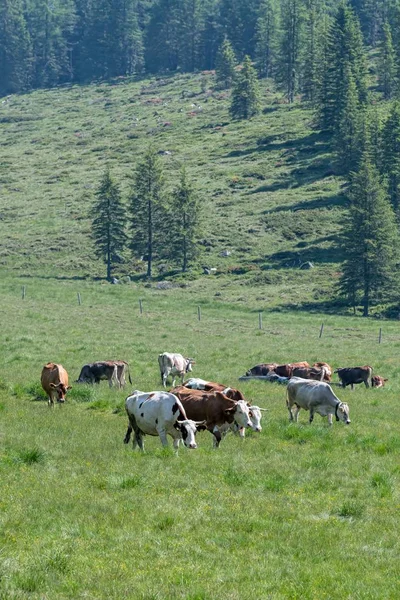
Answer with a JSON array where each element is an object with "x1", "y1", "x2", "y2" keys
[{"x1": 0, "y1": 73, "x2": 399, "y2": 599}]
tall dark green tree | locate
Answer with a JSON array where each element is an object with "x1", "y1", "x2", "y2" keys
[
  {"x1": 334, "y1": 65, "x2": 363, "y2": 174},
  {"x1": 316, "y1": 2, "x2": 367, "y2": 133},
  {"x1": 254, "y1": 0, "x2": 277, "y2": 79},
  {"x1": 168, "y1": 168, "x2": 201, "y2": 272},
  {"x1": 302, "y1": 0, "x2": 325, "y2": 104},
  {"x1": 230, "y1": 55, "x2": 261, "y2": 119},
  {"x1": 339, "y1": 154, "x2": 399, "y2": 316},
  {"x1": 129, "y1": 147, "x2": 167, "y2": 278},
  {"x1": 377, "y1": 20, "x2": 396, "y2": 99},
  {"x1": 215, "y1": 38, "x2": 237, "y2": 89},
  {"x1": 278, "y1": 0, "x2": 304, "y2": 103},
  {"x1": 92, "y1": 169, "x2": 127, "y2": 281},
  {"x1": 0, "y1": 0, "x2": 31, "y2": 95},
  {"x1": 382, "y1": 101, "x2": 400, "y2": 215},
  {"x1": 219, "y1": 0, "x2": 261, "y2": 59}
]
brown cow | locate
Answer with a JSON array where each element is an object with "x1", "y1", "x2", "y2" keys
[
  {"x1": 245, "y1": 363, "x2": 278, "y2": 377},
  {"x1": 41, "y1": 363, "x2": 71, "y2": 406},
  {"x1": 371, "y1": 375, "x2": 388, "y2": 388},
  {"x1": 334, "y1": 366, "x2": 373, "y2": 389},
  {"x1": 312, "y1": 362, "x2": 332, "y2": 382},
  {"x1": 172, "y1": 387, "x2": 252, "y2": 447},
  {"x1": 291, "y1": 366, "x2": 326, "y2": 381},
  {"x1": 182, "y1": 378, "x2": 246, "y2": 401}
]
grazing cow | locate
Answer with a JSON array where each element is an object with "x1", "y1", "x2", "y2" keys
[
  {"x1": 334, "y1": 366, "x2": 373, "y2": 389},
  {"x1": 313, "y1": 362, "x2": 332, "y2": 382},
  {"x1": 41, "y1": 363, "x2": 71, "y2": 406},
  {"x1": 217, "y1": 404, "x2": 266, "y2": 439},
  {"x1": 158, "y1": 352, "x2": 195, "y2": 388},
  {"x1": 76, "y1": 361, "x2": 120, "y2": 388},
  {"x1": 245, "y1": 363, "x2": 278, "y2": 377},
  {"x1": 172, "y1": 387, "x2": 252, "y2": 447},
  {"x1": 112, "y1": 360, "x2": 132, "y2": 388},
  {"x1": 371, "y1": 375, "x2": 388, "y2": 388},
  {"x1": 124, "y1": 390, "x2": 206, "y2": 451},
  {"x1": 291, "y1": 366, "x2": 326, "y2": 381},
  {"x1": 183, "y1": 379, "x2": 246, "y2": 401},
  {"x1": 286, "y1": 377, "x2": 351, "y2": 425}
]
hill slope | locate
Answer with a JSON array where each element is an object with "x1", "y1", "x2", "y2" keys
[{"x1": 1, "y1": 73, "x2": 346, "y2": 311}]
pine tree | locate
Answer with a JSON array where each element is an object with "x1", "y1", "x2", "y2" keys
[
  {"x1": 334, "y1": 65, "x2": 363, "y2": 174},
  {"x1": 129, "y1": 147, "x2": 167, "y2": 278},
  {"x1": 316, "y1": 2, "x2": 367, "y2": 133},
  {"x1": 302, "y1": 0, "x2": 325, "y2": 104},
  {"x1": 382, "y1": 101, "x2": 400, "y2": 215},
  {"x1": 278, "y1": 0, "x2": 304, "y2": 103},
  {"x1": 339, "y1": 154, "x2": 400, "y2": 316},
  {"x1": 168, "y1": 168, "x2": 201, "y2": 272},
  {"x1": 215, "y1": 38, "x2": 237, "y2": 89},
  {"x1": 229, "y1": 55, "x2": 260, "y2": 119},
  {"x1": 254, "y1": 0, "x2": 277, "y2": 79},
  {"x1": 92, "y1": 169, "x2": 127, "y2": 281},
  {"x1": 0, "y1": 0, "x2": 31, "y2": 95},
  {"x1": 377, "y1": 20, "x2": 396, "y2": 99}
]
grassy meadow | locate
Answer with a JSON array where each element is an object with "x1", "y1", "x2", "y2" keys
[{"x1": 0, "y1": 276, "x2": 399, "y2": 599}]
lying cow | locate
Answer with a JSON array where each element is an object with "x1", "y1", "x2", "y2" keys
[
  {"x1": 124, "y1": 390, "x2": 206, "y2": 451},
  {"x1": 334, "y1": 366, "x2": 372, "y2": 389},
  {"x1": 286, "y1": 377, "x2": 351, "y2": 425},
  {"x1": 172, "y1": 387, "x2": 252, "y2": 447},
  {"x1": 158, "y1": 352, "x2": 195, "y2": 388},
  {"x1": 371, "y1": 375, "x2": 388, "y2": 388},
  {"x1": 41, "y1": 363, "x2": 71, "y2": 406},
  {"x1": 291, "y1": 366, "x2": 326, "y2": 381},
  {"x1": 313, "y1": 362, "x2": 332, "y2": 381},
  {"x1": 245, "y1": 363, "x2": 278, "y2": 377}
]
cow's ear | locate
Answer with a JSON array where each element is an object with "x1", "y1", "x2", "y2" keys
[
  {"x1": 196, "y1": 421, "x2": 207, "y2": 431},
  {"x1": 67, "y1": 386, "x2": 72, "y2": 390},
  {"x1": 224, "y1": 408, "x2": 235, "y2": 415},
  {"x1": 49, "y1": 383, "x2": 57, "y2": 388}
]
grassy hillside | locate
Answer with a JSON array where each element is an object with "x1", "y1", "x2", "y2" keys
[{"x1": 1, "y1": 72, "x2": 347, "y2": 312}]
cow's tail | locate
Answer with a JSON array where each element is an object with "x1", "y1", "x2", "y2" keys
[
  {"x1": 367, "y1": 366, "x2": 373, "y2": 381},
  {"x1": 126, "y1": 364, "x2": 132, "y2": 385},
  {"x1": 175, "y1": 396, "x2": 189, "y2": 421}
]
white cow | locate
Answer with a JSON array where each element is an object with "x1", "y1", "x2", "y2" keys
[
  {"x1": 217, "y1": 404, "x2": 266, "y2": 439},
  {"x1": 286, "y1": 377, "x2": 351, "y2": 425},
  {"x1": 158, "y1": 353, "x2": 195, "y2": 388},
  {"x1": 124, "y1": 390, "x2": 205, "y2": 451},
  {"x1": 183, "y1": 377, "x2": 209, "y2": 390}
]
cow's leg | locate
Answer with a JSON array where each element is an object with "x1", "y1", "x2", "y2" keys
[
  {"x1": 327, "y1": 413, "x2": 333, "y2": 426},
  {"x1": 135, "y1": 430, "x2": 144, "y2": 451},
  {"x1": 364, "y1": 380, "x2": 369, "y2": 388},
  {"x1": 171, "y1": 376, "x2": 176, "y2": 388},
  {"x1": 293, "y1": 406, "x2": 300, "y2": 422},
  {"x1": 287, "y1": 404, "x2": 294, "y2": 421},
  {"x1": 351, "y1": 383, "x2": 354, "y2": 390},
  {"x1": 157, "y1": 428, "x2": 169, "y2": 447},
  {"x1": 48, "y1": 391, "x2": 55, "y2": 407},
  {"x1": 212, "y1": 426, "x2": 222, "y2": 448},
  {"x1": 309, "y1": 408, "x2": 314, "y2": 424},
  {"x1": 123, "y1": 425, "x2": 132, "y2": 444}
]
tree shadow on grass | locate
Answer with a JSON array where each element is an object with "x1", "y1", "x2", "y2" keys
[
  {"x1": 263, "y1": 192, "x2": 348, "y2": 214},
  {"x1": 268, "y1": 236, "x2": 346, "y2": 267}
]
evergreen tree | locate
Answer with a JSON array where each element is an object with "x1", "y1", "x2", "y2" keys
[
  {"x1": 254, "y1": 0, "x2": 277, "y2": 79},
  {"x1": 197, "y1": 3, "x2": 220, "y2": 70},
  {"x1": 339, "y1": 154, "x2": 400, "y2": 316},
  {"x1": 168, "y1": 168, "x2": 201, "y2": 272},
  {"x1": 92, "y1": 169, "x2": 127, "y2": 281},
  {"x1": 316, "y1": 2, "x2": 367, "y2": 133},
  {"x1": 334, "y1": 65, "x2": 363, "y2": 174},
  {"x1": 377, "y1": 20, "x2": 396, "y2": 99},
  {"x1": 129, "y1": 147, "x2": 167, "y2": 278},
  {"x1": 0, "y1": 0, "x2": 31, "y2": 95},
  {"x1": 219, "y1": 0, "x2": 261, "y2": 59},
  {"x1": 382, "y1": 101, "x2": 400, "y2": 215},
  {"x1": 278, "y1": 0, "x2": 304, "y2": 103},
  {"x1": 302, "y1": 0, "x2": 325, "y2": 104},
  {"x1": 230, "y1": 55, "x2": 261, "y2": 119},
  {"x1": 215, "y1": 38, "x2": 237, "y2": 89}
]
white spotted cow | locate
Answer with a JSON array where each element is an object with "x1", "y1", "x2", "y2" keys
[{"x1": 158, "y1": 353, "x2": 195, "y2": 388}]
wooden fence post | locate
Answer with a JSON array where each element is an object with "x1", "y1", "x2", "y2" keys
[
  {"x1": 259, "y1": 312, "x2": 263, "y2": 330},
  {"x1": 378, "y1": 328, "x2": 382, "y2": 344},
  {"x1": 77, "y1": 292, "x2": 81, "y2": 305},
  {"x1": 139, "y1": 299, "x2": 143, "y2": 314},
  {"x1": 198, "y1": 306, "x2": 201, "y2": 321},
  {"x1": 319, "y1": 323, "x2": 324, "y2": 338},
  {"x1": 22, "y1": 286, "x2": 26, "y2": 300}
]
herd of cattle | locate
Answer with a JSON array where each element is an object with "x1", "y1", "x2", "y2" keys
[{"x1": 40, "y1": 352, "x2": 388, "y2": 451}]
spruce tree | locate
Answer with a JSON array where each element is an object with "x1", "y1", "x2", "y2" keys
[
  {"x1": 254, "y1": 0, "x2": 277, "y2": 79},
  {"x1": 215, "y1": 38, "x2": 237, "y2": 89},
  {"x1": 0, "y1": 0, "x2": 31, "y2": 95},
  {"x1": 129, "y1": 147, "x2": 167, "y2": 278},
  {"x1": 339, "y1": 154, "x2": 400, "y2": 316},
  {"x1": 334, "y1": 65, "x2": 363, "y2": 174},
  {"x1": 168, "y1": 168, "x2": 201, "y2": 272},
  {"x1": 377, "y1": 20, "x2": 396, "y2": 100},
  {"x1": 92, "y1": 169, "x2": 127, "y2": 281},
  {"x1": 229, "y1": 55, "x2": 261, "y2": 119},
  {"x1": 278, "y1": 0, "x2": 304, "y2": 103},
  {"x1": 382, "y1": 101, "x2": 400, "y2": 215}
]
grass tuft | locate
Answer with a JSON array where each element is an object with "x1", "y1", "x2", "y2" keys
[
  {"x1": 337, "y1": 500, "x2": 364, "y2": 519},
  {"x1": 16, "y1": 447, "x2": 45, "y2": 465}
]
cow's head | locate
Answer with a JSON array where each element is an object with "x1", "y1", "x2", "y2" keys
[
  {"x1": 174, "y1": 419, "x2": 205, "y2": 449},
  {"x1": 49, "y1": 382, "x2": 71, "y2": 402},
  {"x1": 335, "y1": 402, "x2": 351, "y2": 424},
  {"x1": 248, "y1": 405, "x2": 263, "y2": 432},
  {"x1": 232, "y1": 400, "x2": 252, "y2": 429}
]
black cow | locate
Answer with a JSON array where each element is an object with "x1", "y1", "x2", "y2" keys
[{"x1": 334, "y1": 366, "x2": 372, "y2": 390}]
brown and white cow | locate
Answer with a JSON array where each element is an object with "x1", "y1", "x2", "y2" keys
[
  {"x1": 41, "y1": 363, "x2": 71, "y2": 406},
  {"x1": 371, "y1": 375, "x2": 388, "y2": 388},
  {"x1": 313, "y1": 362, "x2": 332, "y2": 381},
  {"x1": 245, "y1": 363, "x2": 278, "y2": 377},
  {"x1": 334, "y1": 366, "x2": 372, "y2": 389},
  {"x1": 172, "y1": 387, "x2": 252, "y2": 447},
  {"x1": 158, "y1": 352, "x2": 195, "y2": 388},
  {"x1": 183, "y1": 378, "x2": 246, "y2": 401},
  {"x1": 286, "y1": 377, "x2": 351, "y2": 426},
  {"x1": 291, "y1": 366, "x2": 326, "y2": 381}
]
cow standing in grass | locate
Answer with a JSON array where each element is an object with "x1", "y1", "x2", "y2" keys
[
  {"x1": 158, "y1": 353, "x2": 195, "y2": 387},
  {"x1": 41, "y1": 363, "x2": 71, "y2": 406},
  {"x1": 286, "y1": 377, "x2": 351, "y2": 425}
]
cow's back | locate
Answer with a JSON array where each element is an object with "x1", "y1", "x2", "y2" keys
[
  {"x1": 41, "y1": 363, "x2": 66, "y2": 388},
  {"x1": 174, "y1": 389, "x2": 234, "y2": 425}
]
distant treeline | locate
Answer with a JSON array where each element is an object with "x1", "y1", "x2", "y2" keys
[{"x1": 1, "y1": 0, "x2": 400, "y2": 97}]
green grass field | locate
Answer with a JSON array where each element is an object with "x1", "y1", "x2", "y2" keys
[{"x1": 0, "y1": 276, "x2": 399, "y2": 599}]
